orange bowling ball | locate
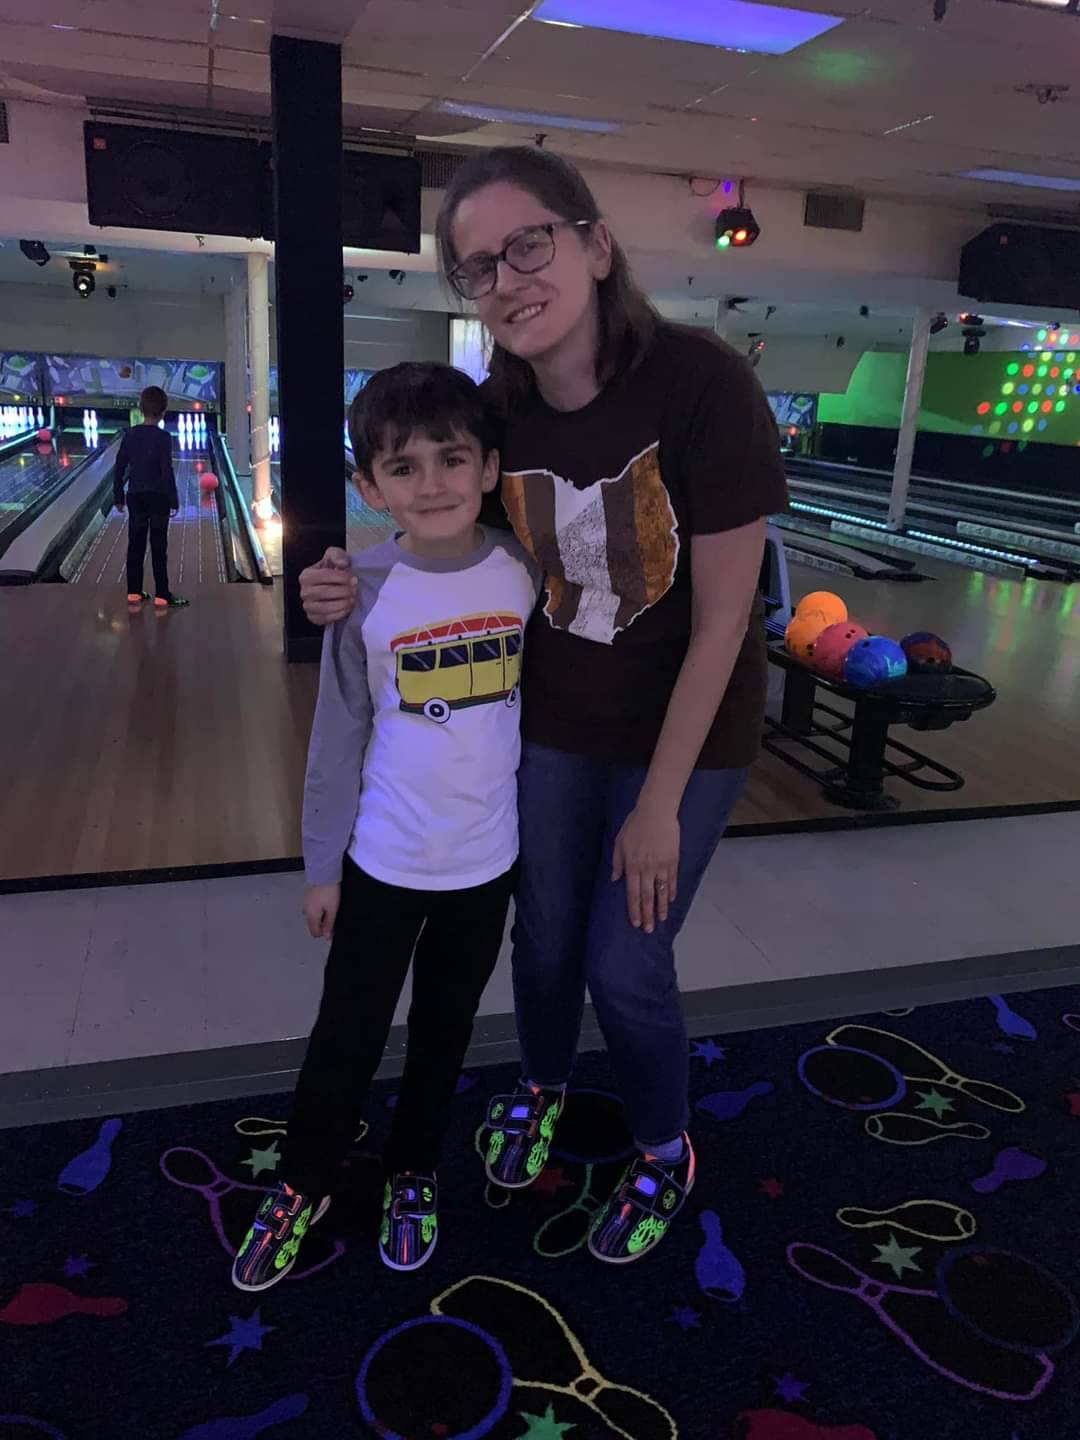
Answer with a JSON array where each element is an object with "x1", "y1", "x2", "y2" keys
[
  {"x1": 796, "y1": 590, "x2": 848, "y2": 626},
  {"x1": 813, "y1": 621, "x2": 870, "y2": 681},
  {"x1": 785, "y1": 611, "x2": 830, "y2": 666}
]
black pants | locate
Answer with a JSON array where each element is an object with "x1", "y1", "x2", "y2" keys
[
  {"x1": 126, "y1": 493, "x2": 171, "y2": 597},
  {"x1": 283, "y1": 856, "x2": 514, "y2": 1196}
]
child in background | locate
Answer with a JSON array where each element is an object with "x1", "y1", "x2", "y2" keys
[
  {"x1": 232, "y1": 362, "x2": 537, "y2": 1289},
  {"x1": 114, "y1": 385, "x2": 188, "y2": 608}
]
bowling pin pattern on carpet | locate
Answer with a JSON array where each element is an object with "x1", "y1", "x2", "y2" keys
[
  {"x1": 695, "y1": 1211, "x2": 747, "y2": 1302},
  {"x1": 178, "y1": 1394, "x2": 309, "y2": 1440},
  {"x1": 57, "y1": 1118, "x2": 122, "y2": 1195}
]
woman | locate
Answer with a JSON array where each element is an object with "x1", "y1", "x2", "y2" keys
[{"x1": 300, "y1": 147, "x2": 788, "y2": 1265}]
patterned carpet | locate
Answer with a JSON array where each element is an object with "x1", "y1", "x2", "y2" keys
[{"x1": 2, "y1": 985, "x2": 1078, "y2": 1439}]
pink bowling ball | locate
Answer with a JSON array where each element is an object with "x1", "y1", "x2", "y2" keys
[
  {"x1": 199, "y1": 472, "x2": 219, "y2": 493},
  {"x1": 813, "y1": 621, "x2": 869, "y2": 682},
  {"x1": 37, "y1": 427, "x2": 51, "y2": 443}
]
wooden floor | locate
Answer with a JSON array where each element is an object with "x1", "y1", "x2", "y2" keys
[{"x1": 2, "y1": 557, "x2": 1080, "y2": 882}]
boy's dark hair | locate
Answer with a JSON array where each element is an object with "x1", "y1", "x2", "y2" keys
[
  {"x1": 348, "y1": 362, "x2": 498, "y2": 481},
  {"x1": 139, "y1": 385, "x2": 167, "y2": 421},
  {"x1": 435, "y1": 146, "x2": 659, "y2": 415}
]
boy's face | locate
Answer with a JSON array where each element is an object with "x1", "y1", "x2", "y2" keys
[{"x1": 357, "y1": 427, "x2": 498, "y2": 550}]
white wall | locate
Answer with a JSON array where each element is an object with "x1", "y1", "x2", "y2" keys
[{"x1": 0, "y1": 280, "x2": 226, "y2": 359}]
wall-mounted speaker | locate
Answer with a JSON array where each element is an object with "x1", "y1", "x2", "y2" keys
[
  {"x1": 85, "y1": 122, "x2": 271, "y2": 239},
  {"x1": 341, "y1": 150, "x2": 421, "y2": 254},
  {"x1": 959, "y1": 223, "x2": 1080, "y2": 311}
]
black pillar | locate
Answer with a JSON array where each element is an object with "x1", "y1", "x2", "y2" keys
[{"x1": 271, "y1": 35, "x2": 345, "y2": 662}]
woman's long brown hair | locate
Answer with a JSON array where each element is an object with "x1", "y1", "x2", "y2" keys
[{"x1": 436, "y1": 146, "x2": 659, "y2": 413}]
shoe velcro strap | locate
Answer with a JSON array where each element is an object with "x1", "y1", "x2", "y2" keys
[
  {"x1": 392, "y1": 1175, "x2": 437, "y2": 1216},
  {"x1": 485, "y1": 1092, "x2": 542, "y2": 1135},
  {"x1": 617, "y1": 1161, "x2": 688, "y2": 1220}
]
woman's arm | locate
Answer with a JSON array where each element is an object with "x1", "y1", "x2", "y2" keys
[{"x1": 611, "y1": 518, "x2": 766, "y2": 933}]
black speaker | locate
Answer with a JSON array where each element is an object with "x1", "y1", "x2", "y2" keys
[
  {"x1": 85, "y1": 122, "x2": 271, "y2": 239},
  {"x1": 959, "y1": 223, "x2": 1080, "y2": 312},
  {"x1": 341, "y1": 150, "x2": 421, "y2": 254}
]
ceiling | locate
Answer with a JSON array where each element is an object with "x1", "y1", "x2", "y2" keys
[{"x1": 1, "y1": 0, "x2": 1079, "y2": 209}]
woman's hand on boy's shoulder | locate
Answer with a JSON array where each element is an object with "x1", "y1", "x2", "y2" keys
[
  {"x1": 300, "y1": 547, "x2": 356, "y2": 626},
  {"x1": 304, "y1": 883, "x2": 341, "y2": 940}
]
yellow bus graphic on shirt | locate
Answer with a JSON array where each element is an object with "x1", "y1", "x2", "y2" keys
[{"x1": 390, "y1": 612, "x2": 524, "y2": 724}]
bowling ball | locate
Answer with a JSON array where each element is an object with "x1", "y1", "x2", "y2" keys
[
  {"x1": 901, "y1": 630, "x2": 953, "y2": 674},
  {"x1": 199, "y1": 472, "x2": 219, "y2": 493},
  {"x1": 795, "y1": 590, "x2": 848, "y2": 626},
  {"x1": 784, "y1": 611, "x2": 829, "y2": 667},
  {"x1": 843, "y1": 636, "x2": 908, "y2": 690},
  {"x1": 813, "y1": 621, "x2": 869, "y2": 682},
  {"x1": 36, "y1": 427, "x2": 51, "y2": 443}
]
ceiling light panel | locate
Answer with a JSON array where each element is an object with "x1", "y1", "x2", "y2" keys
[{"x1": 533, "y1": 0, "x2": 845, "y2": 55}]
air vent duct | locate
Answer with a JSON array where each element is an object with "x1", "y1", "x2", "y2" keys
[{"x1": 804, "y1": 190, "x2": 865, "y2": 232}]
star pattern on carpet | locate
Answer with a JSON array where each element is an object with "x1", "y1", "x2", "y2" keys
[
  {"x1": 532, "y1": 1164, "x2": 574, "y2": 1199},
  {"x1": 691, "y1": 1038, "x2": 727, "y2": 1068},
  {"x1": 242, "y1": 1140, "x2": 282, "y2": 1179},
  {"x1": 760, "y1": 1178, "x2": 784, "y2": 1199},
  {"x1": 773, "y1": 1372, "x2": 810, "y2": 1403},
  {"x1": 8, "y1": 1198, "x2": 36, "y2": 1218},
  {"x1": 873, "y1": 1233, "x2": 923, "y2": 1279},
  {"x1": 667, "y1": 1304, "x2": 702, "y2": 1332},
  {"x1": 206, "y1": 1307, "x2": 276, "y2": 1367},
  {"x1": 914, "y1": 1088, "x2": 955, "y2": 1119},
  {"x1": 992, "y1": 1042, "x2": 1015, "y2": 1056},
  {"x1": 516, "y1": 1403, "x2": 575, "y2": 1438},
  {"x1": 62, "y1": 1254, "x2": 96, "y2": 1280}
]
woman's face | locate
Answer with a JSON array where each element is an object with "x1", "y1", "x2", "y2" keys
[{"x1": 450, "y1": 182, "x2": 611, "y2": 365}]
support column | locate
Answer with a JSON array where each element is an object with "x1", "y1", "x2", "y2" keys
[
  {"x1": 889, "y1": 305, "x2": 931, "y2": 531},
  {"x1": 713, "y1": 299, "x2": 731, "y2": 343},
  {"x1": 224, "y1": 265, "x2": 250, "y2": 478},
  {"x1": 246, "y1": 252, "x2": 272, "y2": 518},
  {"x1": 271, "y1": 34, "x2": 345, "y2": 661}
]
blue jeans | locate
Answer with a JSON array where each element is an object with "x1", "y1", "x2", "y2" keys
[{"x1": 513, "y1": 742, "x2": 748, "y2": 1148}]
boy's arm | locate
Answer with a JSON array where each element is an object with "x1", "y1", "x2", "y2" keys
[
  {"x1": 113, "y1": 433, "x2": 129, "y2": 509},
  {"x1": 162, "y1": 433, "x2": 179, "y2": 510},
  {"x1": 302, "y1": 605, "x2": 373, "y2": 887}
]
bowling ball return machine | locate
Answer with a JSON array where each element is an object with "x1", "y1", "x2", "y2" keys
[{"x1": 763, "y1": 644, "x2": 996, "y2": 811}]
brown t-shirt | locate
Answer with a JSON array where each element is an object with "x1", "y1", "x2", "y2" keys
[{"x1": 496, "y1": 324, "x2": 789, "y2": 769}]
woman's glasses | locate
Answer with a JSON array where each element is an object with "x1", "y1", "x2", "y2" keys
[{"x1": 448, "y1": 220, "x2": 592, "y2": 300}]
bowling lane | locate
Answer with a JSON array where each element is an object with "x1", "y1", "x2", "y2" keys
[
  {"x1": 0, "y1": 437, "x2": 93, "y2": 549},
  {"x1": 67, "y1": 442, "x2": 228, "y2": 586}
]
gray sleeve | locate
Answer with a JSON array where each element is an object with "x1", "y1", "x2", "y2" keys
[
  {"x1": 302, "y1": 612, "x2": 373, "y2": 887},
  {"x1": 489, "y1": 529, "x2": 543, "y2": 601}
]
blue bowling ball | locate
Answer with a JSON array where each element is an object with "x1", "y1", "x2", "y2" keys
[{"x1": 843, "y1": 635, "x2": 908, "y2": 689}]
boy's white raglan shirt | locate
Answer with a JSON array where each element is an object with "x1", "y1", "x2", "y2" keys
[{"x1": 303, "y1": 527, "x2": 539, "y2": 891}]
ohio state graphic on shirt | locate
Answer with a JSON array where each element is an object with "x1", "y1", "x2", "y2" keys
[{"x1": 501, "y1": 441, "x2": 678, "y2": 646}]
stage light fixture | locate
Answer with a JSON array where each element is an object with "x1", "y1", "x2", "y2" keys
[
  {"x1": 19, "y1": 239, "x2": 51, "y2": 267},
  {"x1": 343, "y1": 283, "x2": 355, "y2": 304},
  {"x1": 716, "y1": 207, "x2": 760, "y2": 250},
  {"x1": 71, "y1": 262, "x2": 96, "y2": 298},
  {"x1": 930, "y1": 312, "x2": 950, "y2": 336},
  {"x1": 961, "y1": 314, "x2": 986, "y2": 355}
]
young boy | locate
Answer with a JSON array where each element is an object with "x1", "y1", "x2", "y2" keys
[
  {"x1": 232, "y1": 362, "x2": 537, "y2": 1289},
  {"x1": 113, "y1": 385, "x2": 188, "y2": 608}
]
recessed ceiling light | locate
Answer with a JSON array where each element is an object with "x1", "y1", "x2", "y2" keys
[
  {"x1": 960, "y1": 167, "x2": 1080, "y2": 191},
  {"x1": 533, "y1": 0, "x2": 844, "y2": 55},
  {"x1": 436, "y1": 100, "x2": 621, "y2": 133}
]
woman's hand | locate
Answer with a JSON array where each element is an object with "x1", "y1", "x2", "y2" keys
[
  {"x1": 300, "y1": 547, "x2": 356, "y2": 626},
  {"x1": 612, "y1": 802, "x2": 680, "y2": 934}
]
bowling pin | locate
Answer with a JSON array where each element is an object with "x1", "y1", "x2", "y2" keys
[
  {"x1": 695, "y1": 1210, "x2": 747, "y2": 1302},
  {"x1": 0, "y1": 1281, "x2": 128, "y2": 1326},
  {"x1": 865, "y1": 1112, "x2": 990, "y2": 1146},
  {"x1": 989, "y1": 995, "x2": 1037, "y2": 1041},
  {"x1": 57, "y1": 1116, "x2": 122, "y2": 1195},
  {"x1": 786, "y1": 1242, "x2": 1054, "y2": 1402},
  {"x1": 179, "y1": 1394, "x2": 309, "y2": 1440},
  {"x1": 836, "y1": 1199, "x2": 977, "y2": 1243},
  {"x1": 969, "y1": 1146, "x2": 1047, "y2": 1194},
  {"x1": 695, "y1": 1080, "x2": 774, "y2": 1122}
]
